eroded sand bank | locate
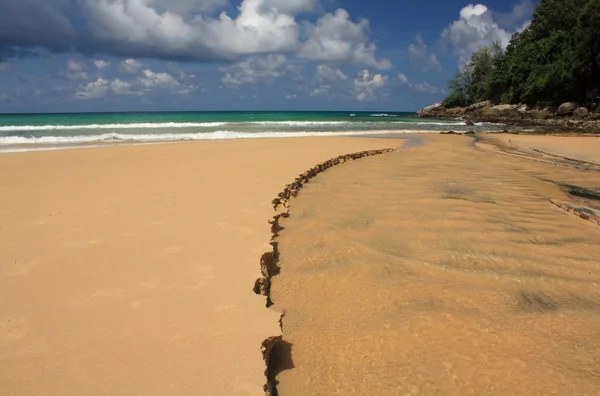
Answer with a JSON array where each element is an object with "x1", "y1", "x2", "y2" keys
[
  {"x1": 0, "y1": 137, "x2": 399, "y2": 396},
  {"x1": 271, "y1": 134, "x2": 600, "y2": 395}
]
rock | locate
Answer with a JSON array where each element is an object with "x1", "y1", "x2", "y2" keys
[
  {"x1": 467, "y1": 100, "x2": 492, "y2": 112},
  {"x1": 573, "y1": 107, "x2": 589, "y2": 119},
  {"x1": 417, "y1": 103, "x2": 444, "y2": 117},
  {"x1": 445, "y1": 107, "x2": 467, "y2": 117},
  {"x1": 481, "y1": 104, "x2": 519, "y2": 119},
  {"x1": 518, "y1": 104, "x2": 532, "y2": 112},
  {"x1": 543, "y1": 106, "x2": 558, "y2": 114},
  {"x1": 557, "y1": 102, "x2": 579, "y2": 116},
  {"x1": 529, "y1": 110, "x2": 553, "y2": 120},
  {"x1": 465, "y1": 119, "x2": 474, "y2": 126}
]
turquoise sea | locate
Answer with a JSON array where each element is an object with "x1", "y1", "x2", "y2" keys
[{"x1": 0, "y1": 111, "x2": 502, "y2": 152}]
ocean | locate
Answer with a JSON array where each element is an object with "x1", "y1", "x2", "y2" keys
[{"x1": 0, "y1": 111, "x2": 502, "y2": 153}]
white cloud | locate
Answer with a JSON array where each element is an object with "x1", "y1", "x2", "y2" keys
[
  {"x1": 110, "y1": 79, "x2": 141, "y2": 96},
  {"x1": 441, "y1": 3, "x2": 526, "y2": 65},
  {"x1": 94, "y1": 59, "x2": 111, "y2": 69},
  {"x1": 316, "y1": 64, "x2": 348, "y2": 82},
  {"x1": 140, "y1": 69, "x2": 180, "y2": 88},
  {"x1": 299, "y1": 9, "x2": 392, "y2": 69},
  {"x1": 77, "y1": 77, "x2": 110, "y2": 99},
  {"x1": 398, "y1": 73, "x2": 408, "y2": 84},
  {"x1": 120, "y1": 58, "x2": 143, "y2": 74},
  {"x1": 354, "y1": 69, "x2": 386, "y2": 101},
  {"x1": 408, "y1": 35, "x2": 441, "y2": 72},
  {"x1": 67, "y1": 59, "x2": 88, "y2": 79},
  {"x1": 67, "y1": 59, "x2": 84, "y2": 71},
  {"x1": 76, "y1": 67, "x2": 182, "y2": 99},
  {"x1": 2, "y1": 0, "x2": 388, "y2": 70},
  {"x1": 220, "y1": 54, "x2": 288, "y2": 86},
  {"x1": 285, "y1": 93, "x2": 297, "y2": 100},
  {"x1": 310, "y1": 85, "x2": 331, "y2": 96}
]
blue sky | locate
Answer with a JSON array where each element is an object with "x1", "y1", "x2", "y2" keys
[{"x1": 0, "y1": 0, "x2": 536, "y2": 113}]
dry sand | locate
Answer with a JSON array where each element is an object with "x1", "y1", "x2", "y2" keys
[
  {"x1": 0, "y1": 136, "x2": 399, "y2": 396},
  {"x1": 271, "y1": 134, "x2": 600, "y2": 395}
]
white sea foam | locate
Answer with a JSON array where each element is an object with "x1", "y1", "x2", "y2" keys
[
  {"x1": 370, "y1": 113, "x2": 398, "y2": 117},
  {"x1": 0, "y1": 130, "x2": 439, "y2": 152},
  {"x1": 0, "y1": 122, "x2": 228, "y2": 132},
  {"x1": 252, "y1": 121, "x2": 349, "y2": 126}
]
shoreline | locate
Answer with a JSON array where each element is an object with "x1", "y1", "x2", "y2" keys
[{"x1": 0, "y1": 130, "x2": 431, "y2": 154}]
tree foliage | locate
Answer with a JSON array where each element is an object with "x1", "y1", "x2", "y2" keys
[{"x1": 442, "y1": 0, "x2": 600, "y2": 108}]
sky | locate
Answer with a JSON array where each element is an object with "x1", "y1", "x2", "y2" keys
[{"x1": 0, "y1": 0, "x2": 537, "y2": 113}]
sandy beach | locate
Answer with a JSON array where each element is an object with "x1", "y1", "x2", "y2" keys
[
  {"x1": 270, "y1": 134, "x2": 600, "y2": 395},
  {"x1": 2, "y1": 132, "x2": 600, "y2": 396},
  {"x1": 0, "y1": 136, "x2": 399, "y2": 396}
]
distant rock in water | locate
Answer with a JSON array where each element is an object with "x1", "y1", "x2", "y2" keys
[{"x1": 465, "y1": 120, "x2": 474, "y2": 126}]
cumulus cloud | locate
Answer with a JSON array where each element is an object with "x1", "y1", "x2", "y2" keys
[
  {"x1": 354, "y1": 69, "x2": 386, "y2": 101},
  {"x1": 120, "y1": 58, "x2": 142, "y2": 74},
  {"x1": 77, "y1": 77, "x2": 110, "y2": 100},
  {"x1": 94, "y1": 59, "x2": 111, "y2": 69},
  {"x1": 316, "y1": 64, "x2": 348, "y2": 82},
  {"x1": 67, "y1": 59, "x2": 88, "y2": 80},
  {"x1": 220, "y1": 54, "x2": 288, "y2": 86},
  {"x1": 408, "y1": 35, "x2": 441, "y2": 72},
  {"x1": 398, "y1": 73, "x2": 408, "y2": 84},
  {"x1": 441, "y1": 3, "x2": 529, "y2": 65},
  {"x1": 76, "y1": 66, "x2": 182, "y2": 99},
  {"x1": 140, "y1": 69, "x2": 180, "y2": 88},
  {"x1": 300, "y1": 9, "x2": 392, "y2": 69},
  {"x1": 0, "y1": 0, "x2": 388, "y2": 69}
]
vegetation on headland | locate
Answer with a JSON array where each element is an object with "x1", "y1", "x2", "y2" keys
[{"x1": 442, "y1": 0, "x2": 600, "y2": 110}]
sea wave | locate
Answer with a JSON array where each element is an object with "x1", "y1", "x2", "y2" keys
[
  {"x1": 370, "y1": 113, "x2": 398, "y2": 117},
  {"x1": 0, "y1": 130, "x2": 436, "y2": 149},
  {"x1": 0, "y1": 122, "x2": 228, "y2": 132},
  {"x1": 252, "y1": 121, "x2": 349, "y2": 126}
]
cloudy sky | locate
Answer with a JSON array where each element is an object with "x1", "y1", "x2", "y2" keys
[{"x1": 0, "y1": 0, "x2": 536, "y2": 113}]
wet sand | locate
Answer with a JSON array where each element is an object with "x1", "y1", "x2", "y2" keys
[
  {"x1": 0, "y1": 137, "x2": 399, "y2": 396},
  {"x1": 270, "y1": 134, "x2": 600, "y2": 395}
]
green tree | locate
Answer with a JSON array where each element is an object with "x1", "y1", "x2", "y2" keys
[{"x1": 442, "y1": 42, "x2": 502, "y2": 108}]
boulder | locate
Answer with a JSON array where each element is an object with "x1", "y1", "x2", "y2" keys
[
  {"x1": 518, "y1": 104, "x2": 532, "y2": 112},
  {"x1": 573, "y1": 107, "x2": 589, "y2": 119},
  {"x1": 529, "y1": 110, "x2": 553, "y2": 120},
  {"x1": 445, "y1": 107, "x2": 467, "y2": 117},
  {"x1": 466, "y1": 100, "x2": 492, "y2": 112},
  {"x1": 465, "y1": 119, "x2": 474, "y2": 126},
  {"x1": 417, "y1": 103, "x2": 444, "y2": 117},
  {"x1": 557, "y1": 102, "x2": 579, "y2": 116},
  {"x1": 481, "y1": 104, "x2": 519, "y2": 119}
]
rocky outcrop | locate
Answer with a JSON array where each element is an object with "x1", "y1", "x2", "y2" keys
[
  {"x1": 417, "y1": 100, "x2": 600, "y2": 131},
  {"x1": 557, "y1": 102, "x2": 578, "y2": 116}
]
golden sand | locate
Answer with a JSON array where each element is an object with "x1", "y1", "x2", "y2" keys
[
  {"x1": 270, "y1": 134, "x2": 600, "y2": 395},
  {"x1": 0, "y1": 137, "x2": 399, "y2": 396}
]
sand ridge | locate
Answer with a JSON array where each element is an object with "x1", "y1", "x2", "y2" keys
[
  {"x1": 253, "y1": 147, "x2": 398, "y2": 394},
  {"x1": 270, "y1": 134, "x2": 600, "y2": 395}
]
